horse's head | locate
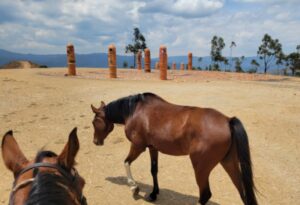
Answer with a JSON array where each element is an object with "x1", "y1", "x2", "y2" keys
[
  {"x1": 91, "y1": 101, "x2": 114, "y2": 146},
  {"x1": 1, "y1": 128, "x2": 86, "y2": 205}
]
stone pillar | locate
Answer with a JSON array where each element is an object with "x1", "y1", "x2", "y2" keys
[
  {"x1": 188, "y1": 52, "x2": 193, "y2": 70},
  {"x1": 172, "y1": 62, "x2": 176, "y2": 70},
  {"x1": 144, "y1": 48, "x2": 151, "y2": 72},
  {"x1": 108, "y1": 44, "x2": 117, "y2": 78},
  {"x1": 66, "y1": 44, "x2": 76, "y2": 76},
  {"x1": 159, "y1": 45, "x2": 167, "y2": 80},
  {"x1": 180, "y1": 62, "x2": 185, "y2": 70},
  {"x1": 137, "y1": 51, "x2": 142, "y2": 70}
]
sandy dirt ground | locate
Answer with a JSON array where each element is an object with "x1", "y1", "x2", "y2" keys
[{"x1": 0, "y1": 68, "x2": 299, "y2": 205}]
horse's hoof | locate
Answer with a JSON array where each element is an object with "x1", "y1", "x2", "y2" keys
[
  {"x1": 131, "y1": 186, "x2": 140, "y2": 196},
  {"x1": 146, "y1": 193, "x2": 157, "y2": 202}
]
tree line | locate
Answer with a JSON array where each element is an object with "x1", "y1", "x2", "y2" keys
[{"x1": 125, "y1": 28, "x2": 300, "y2": 76}]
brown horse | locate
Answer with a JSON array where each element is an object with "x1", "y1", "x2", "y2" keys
[
  {"x1": 91, "y1": 93, "x2": 258, "y2": 205},
  {"x1": 1, "y1": 128, "x2": 87, "y2": 205}
]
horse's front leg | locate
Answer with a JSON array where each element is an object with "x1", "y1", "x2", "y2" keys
[
  {"x1": 147, "y1": 146, "x2": 159, "y2": 201},
  {"x1": 124, "y1": 143, "x2": 145, "y2": 195}
]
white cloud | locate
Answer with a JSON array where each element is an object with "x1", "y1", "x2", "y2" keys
[
  {"x1": 140, "y1": 0, "x2": 224, "y2": 18},
  {"x1": 0, "y1": 0, "x2": 299, "y2": 56},
  {"x1": 235, "y1": 0, "x2": 299, "y2": 3}
]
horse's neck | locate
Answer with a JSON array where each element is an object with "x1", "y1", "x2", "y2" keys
[
  {"x1": 104, "y1": 101, "x2": 127, "y2": 124},
  {"x1": 105, "y1": 94, "x2": 144, "y2": 124}
]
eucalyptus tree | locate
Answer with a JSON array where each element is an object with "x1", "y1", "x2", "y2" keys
[
  {"x1": 257, "y1": 34, "x2": 283, "y2": 74},
  {"x1": 210, "y1": 36, "x2": 226, "y2": 71},
  {"x1": 230, "y1": 41, "x2": 236, "y2": 70},
  {"x1": 234, "y1": 56, "x2": 245, "y2": 73},
  {"x1": 125, "y1": 27, "x2": 147, "y2": 68},
  {"x1": 250, "y1": 59, "x2": 260, "y2": 73},
  {"x1": 285, "y1": 46, "x2": 300, "y2": 76}
]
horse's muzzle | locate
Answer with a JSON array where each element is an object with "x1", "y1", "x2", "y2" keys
[{"x1": 93, "y1": 138, "x2": 104, "y2": 146}]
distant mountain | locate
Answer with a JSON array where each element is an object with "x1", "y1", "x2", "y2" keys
[
  {"x1": 0, "y1": 49, "x2": 135, "y2": 68},
  {"x1": 0, "y1": 49, "x2": 282, "y2": 73},
  {"x1": 0, "y1": 60, "x2": 41, "y2": 69},
  {"x1": 0, "y1": 49, "x2": 67, "y2": 67}
]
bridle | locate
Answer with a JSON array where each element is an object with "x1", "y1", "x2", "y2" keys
[
  {"x1": 9, "y1": 162, "x2": 87, "y2": 205},
  {"x1": 9, "y1": 162, "x2": 86, "y2": 205}
]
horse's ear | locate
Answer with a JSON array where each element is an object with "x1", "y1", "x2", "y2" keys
[
  {"x1": 1, "y1": 130, "x2": 28, "y2": 176},
  {"x1": 58, "y1": 127, "x2": 79, "y2": 171},
  {"x1": 100, "y1": 101, "x2": 106, "y2": 108},
  {"x1": 91, "y1": 104, "x2": 99, "y2": 114}
]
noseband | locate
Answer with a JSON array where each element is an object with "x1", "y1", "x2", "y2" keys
[{"x1": 9, "y1": 162, "x2": 86, "y2": 205}]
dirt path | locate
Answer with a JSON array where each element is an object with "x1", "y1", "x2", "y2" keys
[
  {"x1": 0, "y1": 68, "x2": 299, "y2": 205},
  {"x1": 18, "y1": 61, "x2": 32, "y2": 69}
]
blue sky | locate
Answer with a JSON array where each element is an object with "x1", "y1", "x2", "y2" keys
[{"x1": 0, "y1": 0, "x2": 299, "y2": 57}]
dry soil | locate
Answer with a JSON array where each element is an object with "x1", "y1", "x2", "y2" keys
[{"x1": 0, "y1": 68, "x2": 299, "y2": 205}]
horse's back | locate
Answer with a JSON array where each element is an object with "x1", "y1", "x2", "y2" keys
[{"x1": 128, "y1": 100, "x2": 231, "y2": 157}]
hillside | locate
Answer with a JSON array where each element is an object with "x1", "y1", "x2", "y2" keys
[
  {"x1": 0, "y1": 49, "x2": 282, "y2": 73},
  {"x1": 0, "y1": 60, "x2": 41, "y2": 69}
]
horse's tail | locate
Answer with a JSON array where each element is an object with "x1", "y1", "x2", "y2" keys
[{"x1": 229, "y1": 117, "x2": 258, "y2": 205}]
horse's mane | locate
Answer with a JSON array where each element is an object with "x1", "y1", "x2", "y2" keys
[
  {"x1": 25, "y1": 173, "x2": 74, "y2": 205},
  {"x1": 104, "y1": 92, "x2": 162, "y2": 124},
  {"x1": 25, "y1": 151, "x2": 74, "y2": 205}
]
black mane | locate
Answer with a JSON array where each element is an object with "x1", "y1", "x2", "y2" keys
[
  {"x1": 25, "y1": 151, "x2": 75, "y2": 205},
  {"x1": 25, "y1": 173, "x2": 74, "y2": 205},
  {"x1": 104, "y1": 92, "x2": 158, "y2": 124}
]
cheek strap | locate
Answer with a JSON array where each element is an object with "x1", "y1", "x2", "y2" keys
[{"x1": 12, "y1": 178, "x2": 35, "y2": 192}]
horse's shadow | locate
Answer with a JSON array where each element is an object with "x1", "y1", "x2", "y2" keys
[{"x1": 106, "y1": 176, "x2": 220, "y2": 205}]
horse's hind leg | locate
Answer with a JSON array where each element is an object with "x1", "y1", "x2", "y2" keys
[
  {"x1": 221, "y1": 149, "x2": 244, "y2": 201},
  {"x1": 197, "y1": 173, "x2": 211, "y2": 205},
  {"x1": 147, "y1": 147, "x2": 159, "y2": 202},
  {"x1": 190, "y1": 154, "x2": 212, "y2": 205},
  {"x1": 124, "y1": 143, "x2": 145, "y2": 195}
]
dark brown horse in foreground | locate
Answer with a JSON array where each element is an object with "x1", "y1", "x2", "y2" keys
[
  {"x1": 1, "y1": 128, "x2": 87, "y2": 205},
  {"x1": 91, "y1": 93, "x2": 258, "y2": 205}
]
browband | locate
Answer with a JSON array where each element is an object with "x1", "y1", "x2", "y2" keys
[{"x1": 16, "y1": 162, "x2": 75, "y2": 182}]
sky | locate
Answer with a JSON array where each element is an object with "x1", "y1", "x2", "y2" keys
[{"x1": 0, "y1": 0, "x2": 299, "y2": 57}]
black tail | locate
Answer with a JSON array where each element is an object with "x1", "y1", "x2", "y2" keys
[{"x1": 229, "y1": 117, "x2": 258, "y2": 205}]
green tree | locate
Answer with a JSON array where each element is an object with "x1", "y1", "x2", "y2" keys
[
  {"x1": 123, "y1": 61, "x2": 128, "y2": 68},
  {"x1": 198, "y1": 57, "x2": 202, "y2": 63},
  {"x1": 250, "y1": 59, "x2": 260, "y2": 73},
  {"x1": 224, "y1": 58, "x2": 229, "y2": 71},
  {"x1": 234, "y1": 56, "x2": 245, "y2": 73},
  {"x1": 210, "y1": 36, "x2": 226, "y2": 71},
  {"x1": 285, "y1": 47, "x2": 300, "y2": 76},
  {"x1": 212, "y1": 64, "x2": 220, "y2": 71},
  {"x1": 198, "y1": 57, "x2": 203, "y2": 70},
  {"x1": 257, "y1": 34, "x2": 283, "y2": 74},
  {"x1": 230, "y1": 41, "x2": 236, "y2": 70},
  {"x1": 125, "y1": 28, "x2": 147, "y2": 68}
]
